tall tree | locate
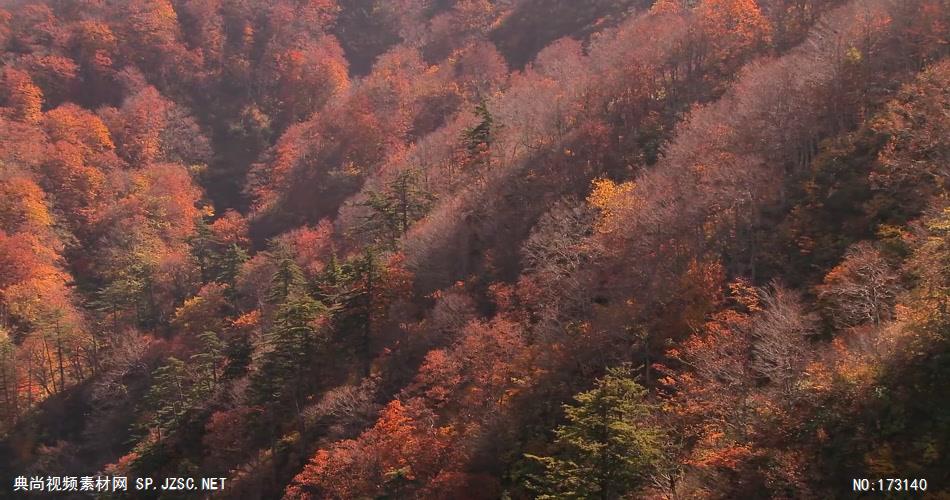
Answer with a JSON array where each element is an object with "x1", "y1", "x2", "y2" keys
[
  {"x1": 1, "y1": 68, "x2": 44, "y2": 123},
  {"x1": 463, "y1": 101, "x2": 495, "y2": 168},
  {"x1": 250, "y1": 254, "x2": 325, "y2": 408},
  {"x1": 190, "y1": 330, "x2": 226, "y2": 396},
  {"x1": 0, "y1": 327, "x2": 19, "y2": 434},
  {"x1": 358, "y1": 168, "x2": 436, "y2": 247},
  {"x1": 526, "y1": 364, "x2": 666, "y2": 500},
  {"x1": 143, "y1": 357, "x2": 192, "y2": 435}
]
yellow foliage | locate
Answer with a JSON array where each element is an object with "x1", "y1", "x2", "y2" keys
[
  {"x1": 44, "y1": 104, "x2": 115, "y2": 152},
  {"x1": 728, "y1": 278, "x2": 761, "y2": 312},
  {"x1": 324, "y1": 57, "x2": 351, "y2": 97},
  {"x1": 587, "y1": 178, "x2": 635, "y2": 234},
  {"x1": 0, "y1": 176, "x2": 53, "y2": 232},
  {"x1": 3, "y1": 69, "x2": 43, "y2": 123}
]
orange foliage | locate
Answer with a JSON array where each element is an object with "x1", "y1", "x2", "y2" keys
[
  {"x1": 70, "y1": 20, "x2": 117, "y2": 64},
  {"x1": 125, "y1": 0, "x2": 179, "y2": 50},
  {"x1": 17, "y1": 54, "x2": 79, "y2": 104},
  {"x1": 102, "y1": 86, "x2": 169, "y2": 165},
  {"x1": 407, "y1": 318, "x2": 529, "y2": 417},
  {"x1": 286, "y1": 399, "x2": 454, "y2": 499},
  {"x1": 44, "y1": 103, "x2": 115, "y2": 152},
  {"x1": 2, "y1": 68, "x2": 44, "y2": 123},
  {"x1": 3, "y1": 274, "x2": 81, "y2": 335},
  {"x1": 0, "y1": 176, "x2": 54, "y2": 235},
  {"x1": 0, "y1": 232, "x2": 63, "y2": 293},
  {"x1": 413, "y1": 349, "x2": 463, "y2": 406},
  {"x1": 248, "y1": 121, "x2": 309, "y2": 211},
  {"x1": 588, "y1": 178, "x2": 636, "y2": 235},
  {"x1": 41, "y1": 140, "x2": 108, "y2": 225},
  {"x1": 0, "y1": 9, "x2": 9, "y2": 48},
  {"x1": 697, "y1": 0, "x2": 773, "y2": 60},
  {"x1": 871, "y1": 59, "x2": 950, "y2": 199},
  {"x1": 281, "y1": 219, "x2": 334, "y2": 275},
  {"x1": 272, "y1": 36, "x2": 349, "y2": 123},
  {"x1": 651, "y1": 0, "x2": 688, "y2": 15},
  {"x1": 210, "y1": 210, "x2": 251, "y2": 248},
  {"x1": 232, "y1": 308, "x2": 261, "y2": 327},
  {"x1": 7, "y1": 4, "x2": 58, "y2": 52}
]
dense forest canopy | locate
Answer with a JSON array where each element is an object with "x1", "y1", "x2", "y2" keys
[{"x1": 0, "y1": 0, "x2": 948, "y2": 498}]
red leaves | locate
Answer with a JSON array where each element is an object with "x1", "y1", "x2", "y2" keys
[
  {"x1": 291, "y1": 316, "x2": 531, "y2": 498},
  {"x1": 211, "y1": 210, "x2": 251, "y2": 249},
  {"x1": 413, "y1": 349, "x2": 463, "y2": 406},
  {"x1": 16, "y1": 54, "x2": 78, "y2": 104},
  {"x1": 100, "y1": 88, "x2": 167, "y2": 165},
  {"x1": 286, "y1": 399, "x2": 454, "y2": 499},
  {"x1": 69, "y1": 20, "x2": 117, "y2": 64},
  {"x1": 0, "y1": 232, "x2": 64, "y2": 290},
  {"x1": 203, "y1": 406, "x2": 263, "y2": 470},
  {"x1": 271, "y1": 36, "x2": 349, "y2": 123}
]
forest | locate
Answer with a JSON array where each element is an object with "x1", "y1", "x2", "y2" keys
[{"x1": 0, "y1": 0, "x2": 947, "y2": 498}]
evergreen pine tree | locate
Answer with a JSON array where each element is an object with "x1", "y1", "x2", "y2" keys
[
  {"x1": 251, "y1": 254, "x2": 325, "y2": 408},
  {"x1": 144, "y1": 357, "x2": 191, "y2": 434},
  {"x1": 95, "y1": 254, "x2": 154, "y2": 331},
  {"x1": 217, "y1": 243, "x2": 249, "y2": 288},
  {"x1": 352, "y1": 248, "x2": 382, "y2": 375},
  {"x1": 188, "y1": 216, "x2": 217, "y2": 282},
  {"x1": 267, "y1": 253, "x2": 308, "y2": 305},
  {"x1": 251, "y1": 290, "x2": 324, "y2": 408},
  {"x1": 190, "y1": 331, "x2": 226, "y2": 396},
  {"x1": 223, "y1": 333, "x2": 253, "y2": 380},
  {"x1": 464, "y1": 101, "x2": 495, "y2": 162},
  {"x1": 315, "y1": 252, "x2": 353, "y2": 316},
  {"x1": 215, "y1": 243, "x2": 249, "y2": 304},
  {"x1": 358, "y1": 169, "x2": 435, "y2": 247},
  {"x1": 525, "y1": 364, "x2": 666, "y2": 500}
]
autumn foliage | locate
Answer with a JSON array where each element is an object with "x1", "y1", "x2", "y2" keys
[{"x1": 0, "y1": 0, "x2": 948, "y2": 498}]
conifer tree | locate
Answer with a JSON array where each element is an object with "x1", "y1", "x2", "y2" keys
[
  {"x1": 142, "y1": 333, "x2": 226, "y2": 438},
  {"x1": 144, "y1": 357, "x2": 191, "y2": 434},
  {"x1": 96, "y1": 254, "x2": 153, "y2": 330},
  {"x1": 315, "y1": 249, "x2": 382, "y2": 373},
  {"x1": 251, "y1": 254, "x2": 325, "y2": 408},
  {"x1": 189, "y1": 216, "x2": 217, "y2": 282},
  {"x1": 314, "y1": 252, "x2": 356, "y2": 325},
  {"x1": 526, "y1": 364, "x2": 666, "y2": 500},
  {"x1": 267, "y1": 253, "x2": 308, "y2": 305},
  {"x1": 223, "y1": 333, "x2": 253, "y2": 380},
  {"x1": 217, "y1": 243, "x2": 249, "y2": 290},
  {"x1": 190, "y1": 331, "x2": 225, "y2": 395},
  {"x1": 358, "y1": 169, "x2": 435, "y2": 247},
  {"x1": 352, "y1": 248, "x2": 382, "y2": 374},
  {"x1": 463, "y1": 101, "x2": 495, "y2": 167},
  {"x1": 189, "y1": 215, "x2": 248, "y2": 289}
]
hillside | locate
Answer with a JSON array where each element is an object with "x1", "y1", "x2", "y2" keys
[{"x1": 0, "y1": 0, "x2": 948, "y2": 498}]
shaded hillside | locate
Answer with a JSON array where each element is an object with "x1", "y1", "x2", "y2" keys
[{"x1": 1, "y1": 0, "x2": 947, "y2": 499}]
